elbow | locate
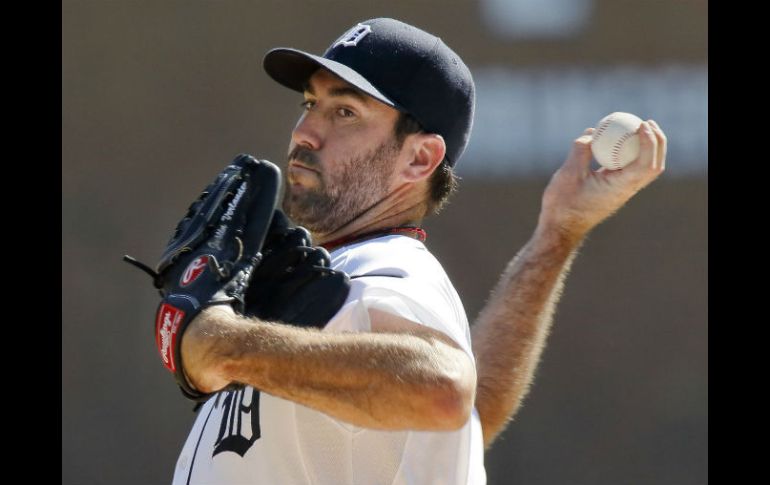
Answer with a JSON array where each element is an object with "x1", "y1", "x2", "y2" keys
[{"x1": 428, "y1": 366, "x2": 477, "y2": 430}]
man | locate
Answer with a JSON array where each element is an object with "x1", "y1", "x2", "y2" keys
[{"x1": 173, "y1": 17, "x2": 666, "y2": 485}]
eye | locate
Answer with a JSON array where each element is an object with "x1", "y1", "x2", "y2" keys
[
  {"x1": 336, "y1": 107, "x2": 355, "y2": 118},
  {"x1": 300, "y1": 100, "x2": 315, "y2": 111}
]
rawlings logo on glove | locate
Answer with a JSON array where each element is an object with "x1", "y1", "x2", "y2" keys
[
  {"x1": 180, "y1": 256, "x2": 210, "y2": 287},
  {"x1": 156, "y1": 303, "x2": 185, "y2": 370}
]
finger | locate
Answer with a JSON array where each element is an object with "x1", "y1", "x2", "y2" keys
[
  {"x1": 633, "y1": 121, "x2": 657, "y2": 172},
  {"x1": 563, "y1": 130, "x2": 595, "y2": 175},
  {"x1": 648, "y1": 119, "x2": 667, "y2": 171}
]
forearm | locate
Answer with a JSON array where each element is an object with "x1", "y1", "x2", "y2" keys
[
  {"x1": 183, "y1": 306, "x2": 474, "y2": 431},
  {"x1": 472, "y1": 223, "x2": 583, "y2": 448}
]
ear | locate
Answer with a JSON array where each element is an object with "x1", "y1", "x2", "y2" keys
[{"x1": 399, "y1": 133, "x2": 446, "y2": 183}]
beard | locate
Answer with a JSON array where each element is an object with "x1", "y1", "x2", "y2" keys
[{"x1": 283, "y1": 138, "x2": 401, "y2": 234}]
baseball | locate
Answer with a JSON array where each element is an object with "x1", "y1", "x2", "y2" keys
[{"x1": 591, "y1": 112, "x2": 644, "y2": 170}]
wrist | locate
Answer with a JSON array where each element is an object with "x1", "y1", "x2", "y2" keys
[
  {"x1": 534, "y1": 215, "x2": 587, "y2": 247},
  {"x1": 181, "y1": 305, "x2": 241, "y2": 392},
  {"x1": 203, "y1": 303, "x2": 237, "y2": 321}
]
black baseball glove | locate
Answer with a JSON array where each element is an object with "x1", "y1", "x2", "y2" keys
[
  {"x1": 243, "y1": 209, "x2": 351, "y2": 328},
  {"x1": 124, "y1": 154, "x2": 280, "y2": 401}
]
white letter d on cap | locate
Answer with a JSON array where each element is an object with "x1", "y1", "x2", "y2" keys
[{"x1": 334, "y1": 23, "x2": 372, "y2": 48}]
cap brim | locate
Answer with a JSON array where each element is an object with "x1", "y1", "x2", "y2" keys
[{"x1": 263, "y1": 48, "x2": 398, "y2": 110}]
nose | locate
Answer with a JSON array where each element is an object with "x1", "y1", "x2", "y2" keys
[{"x1": 291, "y1": 111, "x2": 323, "y2": 151}]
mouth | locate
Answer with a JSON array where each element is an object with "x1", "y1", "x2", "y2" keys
[
  {"x1": 287, "y1": 161, "x2": 321, "y2": 187},
  {"x1": 288, "y1": 160, "x2": 320, "y2": 175}
]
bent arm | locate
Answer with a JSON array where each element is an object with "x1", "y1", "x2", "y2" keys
[
  {"x1": 473, "y1": 121, "x2": 666, "y2": 448},
  {"x1": 181, "y1": 305, "x2": 476, "y2": 431}
]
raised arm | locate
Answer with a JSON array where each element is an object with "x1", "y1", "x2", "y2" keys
[
  {"x1": 472, "y1": 121, "x2": 667, "y2": 448},
  {"x1": 180, "y1": 305, "x2": 476, "y2": 431}
]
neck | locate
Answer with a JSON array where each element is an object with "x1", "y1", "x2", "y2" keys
[{"x1": 313, "y1": 183, "x2": 426, "y2": 246}]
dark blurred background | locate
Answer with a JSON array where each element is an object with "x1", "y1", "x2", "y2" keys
[{"x1": 62, "y1": 1, "x2": 707, "y2": 484}]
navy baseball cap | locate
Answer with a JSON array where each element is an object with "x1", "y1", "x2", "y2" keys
[{"x1": 263, "y1": 18, "x2": 475, "y2": 167}]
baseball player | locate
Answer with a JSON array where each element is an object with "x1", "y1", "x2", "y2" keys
[{"x1": 154, "y1": 17, "x2": 666, "y2": 485}]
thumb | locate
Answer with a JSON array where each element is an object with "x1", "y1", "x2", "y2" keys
[
  {"x1": 563, "y1": 128, "x2": 595, "y2": 174},
  {"x1": 239, "y1": 159, "x2": 281, "y2": 262}
]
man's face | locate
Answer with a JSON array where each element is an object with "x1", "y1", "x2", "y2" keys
[{"x1": 283, "y1": 69, "x2": 404, "y2": 234}]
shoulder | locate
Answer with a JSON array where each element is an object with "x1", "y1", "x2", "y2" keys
[{"x1": 328, "y1": 235, "x2": 473, "y2": 360}]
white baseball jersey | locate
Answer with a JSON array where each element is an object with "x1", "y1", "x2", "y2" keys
[{"x1": 172, "y1": 235, "x2": 486, "y2": 485}]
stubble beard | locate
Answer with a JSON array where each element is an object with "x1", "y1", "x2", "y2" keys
[{"x1": 283, "y1": 138, "x2": 401, "y2": 234}]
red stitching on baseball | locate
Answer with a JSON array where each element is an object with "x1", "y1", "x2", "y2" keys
[
  {"x1": 594, "y1": 116, "x2": 614, "y2": 140},
  {"x1": 612, "y1": 131, "x2": 635, "y2": 169}
]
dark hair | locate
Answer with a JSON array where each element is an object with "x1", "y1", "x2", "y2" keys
[{"x1": 393, "y1": 112, "x2": 459, "y2": 216}]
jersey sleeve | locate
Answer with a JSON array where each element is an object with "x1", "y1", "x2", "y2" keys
[{"x1": 324, "y1": 275, "x2": 475, "y2": 365}]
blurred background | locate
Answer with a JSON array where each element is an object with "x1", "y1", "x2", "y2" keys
[{"x1": 62, "y1": 1, "x2": 707, "y2": 484}]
